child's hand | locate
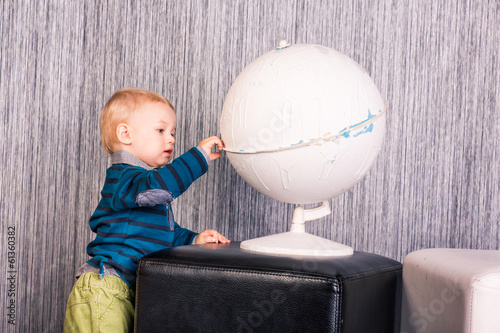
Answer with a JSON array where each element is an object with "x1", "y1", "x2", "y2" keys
[
  {"x1": 199, "y1": 136, "x2": 224, "y2": 161},
  {"x1": 194, "y1": 229, "x2": 230, "y2": 244}
]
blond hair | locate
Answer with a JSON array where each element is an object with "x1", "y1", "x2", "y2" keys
[{"x1": 100, "y1": 88, "x2": 174, "y2": 154}]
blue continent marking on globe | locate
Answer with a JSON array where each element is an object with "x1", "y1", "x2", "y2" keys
[
  {"x1": 327, "y1": 108, "x2": 383, "y2": 140},
  {"x1": 353, "y1": 123, "x2": 374, "y2": 137}
]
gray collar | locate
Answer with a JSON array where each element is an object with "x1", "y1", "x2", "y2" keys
[{"x1": 110, "y1": 150, "x2": 155, "y2": 171}]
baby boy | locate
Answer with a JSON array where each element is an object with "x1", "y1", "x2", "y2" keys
[{"x1": 64, "y1": 88, "x2": 229, "y2": 332}]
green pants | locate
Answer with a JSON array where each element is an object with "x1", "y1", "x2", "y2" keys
[{"x1": 64, "y1": 273, "x2": 135, "y2": 332}]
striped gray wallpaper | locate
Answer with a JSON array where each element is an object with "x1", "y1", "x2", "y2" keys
[{"x1": 1, "y1": 0, "x2": 498, "y2": 331}]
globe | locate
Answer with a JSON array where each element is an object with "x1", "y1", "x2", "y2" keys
[{"x1": 221, "y1": 41, "x2": 386, "y2": 256}]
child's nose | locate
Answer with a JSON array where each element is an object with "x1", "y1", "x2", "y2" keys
[{"x1": 166, "y1": 134, "x2": 175, "y2": 143}]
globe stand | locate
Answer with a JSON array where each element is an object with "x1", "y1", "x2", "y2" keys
[{"x1": 240, "y1": 201, "x2": 353, "y2": 257}]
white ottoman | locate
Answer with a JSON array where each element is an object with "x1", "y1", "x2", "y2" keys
[{"x1": 401, "y1": 249, "x2": 500, "y2": 333}]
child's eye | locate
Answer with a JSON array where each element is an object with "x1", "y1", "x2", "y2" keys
[{"x1": 157, "y1": 129, "x2": 164, "y2": 134}]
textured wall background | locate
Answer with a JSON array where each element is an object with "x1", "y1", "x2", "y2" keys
[{"x1": 1, "y1": 0, "x2": 499, "y2": 331}]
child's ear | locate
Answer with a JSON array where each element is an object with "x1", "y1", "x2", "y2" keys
[{"x1": 116, "y1": 123, "x2": 132, "y2": 145}]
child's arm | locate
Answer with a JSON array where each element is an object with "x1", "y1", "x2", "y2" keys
[
  {"x1": 194, "y1": 229, "x2": 230, "y2": 244},
  {"x1": 101, "y1": 137, "x2": 223, "y2": 212},
  {"x1": 152, "y1": 136, "x2": 223, "y2": 199}
]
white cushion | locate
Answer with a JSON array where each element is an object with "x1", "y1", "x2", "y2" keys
[{"x1": 401, "y1": 249, "x2": 500, "y2": 333}]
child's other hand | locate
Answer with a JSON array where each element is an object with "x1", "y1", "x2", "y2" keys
[
  {"x1": 194, "y1": 229, "x2": 230, "y2": 244},
  {"x1": 199, "y1": 136, "x2": 224, "y2": 161}
]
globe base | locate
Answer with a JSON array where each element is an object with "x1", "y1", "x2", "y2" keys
[{"x1": 240, "y1": 231, "x2": 353, "y2": 257}]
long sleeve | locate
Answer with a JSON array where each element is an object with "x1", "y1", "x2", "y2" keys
[{"x1": 95, "y1": 147, "x2": 208, "y2": 217}]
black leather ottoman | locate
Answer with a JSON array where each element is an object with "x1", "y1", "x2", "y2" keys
[{"x1": 135, "y1": 242, "x2": 402, "y2": 333}]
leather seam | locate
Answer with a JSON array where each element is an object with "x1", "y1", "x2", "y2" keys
[
  {"x1": 341, "y1": 267, "x2": 402, "y2": 282},
  {"x1": 142, "y1": 261, "x2": 341, "y2": 286}
]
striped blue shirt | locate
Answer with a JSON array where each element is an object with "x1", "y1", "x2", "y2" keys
[{"x1": 86, "y1": 148, "x2": 209, "y2": 288}]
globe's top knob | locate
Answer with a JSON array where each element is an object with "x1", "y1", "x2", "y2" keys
[{"x1": 276, "y1": 40, "x2": 291, "y2": 50}]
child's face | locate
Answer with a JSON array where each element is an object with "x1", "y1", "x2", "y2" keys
[{"x1": 126, "y1": 101, "x2": 177, "y2": 168}]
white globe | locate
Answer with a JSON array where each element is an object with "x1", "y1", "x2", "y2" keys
[{"x1": 221, "y1": 42, "x2": 386, "y2": 205}]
